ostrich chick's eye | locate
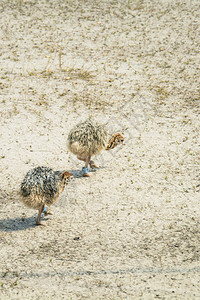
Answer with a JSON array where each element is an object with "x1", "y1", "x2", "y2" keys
[{"x1": 121, "y1": 139, "x2": 124, "y2": 142}]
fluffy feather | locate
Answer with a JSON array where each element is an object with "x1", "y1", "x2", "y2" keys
[
  {"x1": 67, "y1": 119, "x2": 124, "y2": 176},
  {"x1": 20, "y1": 166, "x2": 73, "y2": 224}
]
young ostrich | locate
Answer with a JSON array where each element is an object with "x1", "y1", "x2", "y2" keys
[
  {"x1": 20, "y1": 166, "x2": 73, "y2": 225},
  {"x1": 67, "y1": 119, "x2": 124, "y2": 177}
]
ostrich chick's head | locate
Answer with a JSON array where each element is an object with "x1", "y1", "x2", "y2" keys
[
  {"x1": 106, "y1": 133, "x2": 125, "y2": 150},
  {"x1": 61, "y1": 171, "x2": 73, "y2": 184}
]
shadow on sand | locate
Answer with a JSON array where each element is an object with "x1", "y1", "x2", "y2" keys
[
  {"x1": 0, "y1": 167, "x2": 105, "y2": 232},
  {"x1": 69, "y1": 167, "x2": 104, "y2": 178},
  {"x1": 0, "y1": 215, "x2": 50, "y2": 232}
]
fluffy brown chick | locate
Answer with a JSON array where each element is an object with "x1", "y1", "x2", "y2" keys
[
  {"x1": 67, "y1": 119, "x2": 124, "y2": 176},
  {"x1": 20, "y1": 166, "x2": 73, "y2": 225}
]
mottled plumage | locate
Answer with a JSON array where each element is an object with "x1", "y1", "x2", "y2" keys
[
  {"x1": 20, "y1": 166, "x2": 73, "y2": 225},
  {"x1": 67, "y1": 119, "x2": 124, "y2": 176},
  {"x1": 67, "y1": 120, "x2": 108, "y2": 159}
]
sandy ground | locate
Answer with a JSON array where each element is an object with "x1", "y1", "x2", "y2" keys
[{"x1": 0, "y1": 0, "x2": 200, "y2": 299}]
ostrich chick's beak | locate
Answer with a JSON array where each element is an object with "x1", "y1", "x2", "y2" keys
[
  {"x1": 68, "y1": 173, "x2": 74, "y2": 180},
  {"x1": 61, "y1": 171, "x2": 74, "y2": 180}
]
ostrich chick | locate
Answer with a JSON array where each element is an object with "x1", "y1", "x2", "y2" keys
[
  {"x1": 67, "y1": 119, "x2": 124, "y2": 177},
  {"x1": 20, "y1": 166, "x2": 73, "y2": 225}
]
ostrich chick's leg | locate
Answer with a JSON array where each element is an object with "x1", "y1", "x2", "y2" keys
[
  {"x1": 78, "y1": 156, "x2": 98, "y2": 168},
  {"x1": 43, "y1": 206, "x2": 53, "y2": 216},
  {"x1": 89, "y1": 159, "x2": 99, "y2": 169},
  {"x1": 36, "y1": 204, "x2": 45, "y2": 226},
  {"x1": 77, "y1": 156, "x2": 85, "y2": 162},
  {"x1": 82, "y1": 156, "x2": 91, "y2": 177}
]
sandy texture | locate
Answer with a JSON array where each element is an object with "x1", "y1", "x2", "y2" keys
[{"x1": 0, "y1": 0, "x2": 200, "y2": 299}]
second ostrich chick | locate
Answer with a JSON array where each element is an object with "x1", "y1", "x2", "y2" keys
[
  {"x1": 20, "y1": 166, "x2": 73, "y2": 225},
  {"x1": 67, "y1": 119, "x2": 124, "y2": 176}
]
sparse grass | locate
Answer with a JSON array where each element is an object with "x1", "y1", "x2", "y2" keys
[
  {"x1": 0, "y1": 105, "x2": 20, "y2": 119},
  {"x1": 28, "y1": 70, "x2": 54, "y2": 78},
  {"x1": 62, "y1": 67, "x2": 95, "y2": 81},
  {"x1": 27, "y1": 66, "x2": 95, "y2": 83},
  {"x1": 183, "y1": 90, "x2": 200, "y2": 110},
  {"x1": 151, "y1": 85, "x2": 169, "y2": 99},
  {"x1": 71, "y1": 91, "x2": 110, "y2": 111}
]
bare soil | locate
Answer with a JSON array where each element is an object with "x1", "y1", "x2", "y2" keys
[{"x1": 0, "y1": 0, "x2": 200, "y2": 299}]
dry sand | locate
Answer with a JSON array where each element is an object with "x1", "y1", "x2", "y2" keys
[{"x1": 0, "y1": 0, "x2": 200, "y2": 299}]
